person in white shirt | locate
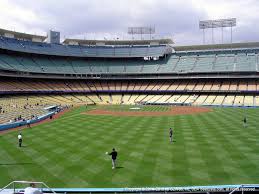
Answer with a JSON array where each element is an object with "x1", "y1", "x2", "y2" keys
[
  {"x1": 18, "y1": 133, "x2": 22, "y2": 147},
  {"x1": 24, "y1": 183, "x2": 42, "y2": 194},
  {"x1": 27, "y1": 120, "x2": 31, "y2": 128}
]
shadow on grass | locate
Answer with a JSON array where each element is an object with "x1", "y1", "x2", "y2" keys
[
  {"x1": 17, "y1": 145, "x2": 29, "y2": 148},
  {"x1": 0, "y1": 162, "x2": 34, "y2": 166},
  {"x1": 116, "y1": 166, "x2": 124, "y2": 169}
]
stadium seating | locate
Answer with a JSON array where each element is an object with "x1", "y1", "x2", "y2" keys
[
  {"x1": 236, "y1": 53, "x2": 257, "y2": 71},
  {"x1": 255, "y1": 96, "x2": 259, "y2": 106},
  {"x1": 221, "y1": 81, "x2": 230, "y2": 91},
  {"x1": 223, "y1": 95, "x2": 235, "y2": 106},
  {"x1": 0, "y1": 95, "x2": 58, "y2": 124},
  {"x1": 193, "y1": 95, "x2": 207, "y2": 105},
  {"x1": 203, "y1": 95, "x2": 217, "y2": 105},
  {"x1": 1, "y1": 79, "x2": 259, "y2": 95},
  {"x1": 243, "y1": 95, "x2": 254, "y2": 106},
  {"x1": 111, "y1": 94, "x2": 122, "y2": 104},
  {"x1": 135, "y1": 95, "x2": 148, "y2": 103},
  {"x1": 2, "y1": 92, "x2": 259, "y2": 124},
  {"x1": 229, "y1": 81, "x2": 238, "y2": 91},
  {"x1": 1, "y1": 36, "x2": 259, "y2": 127},
  {"x1": 127, "y1": 95, "x2": 140, "y2": 104},
  {"x1": 213, "y1": 54, "x2": 235, "y2": 72},
  {"x1": 184, "y1": 95, "x2": 199, "y2": 104},
  {"x1": 0, "y1": 36, "x2": 169, "y2": 58},
  {"x1": 99, "y1": 94, "x2": 111, "y2": 104},
  {"x1": 1, "y1": 49, "x2": 259, "y2": 75},
  {"x1": 174, "y1": 55, "x2": 196, "y2": 72},
  {"x1": 202, "y1": 82, "x2": 213, "y2": 91},
  {"x1": 155, "y1": 95, "x2": 171, "y2": 103},
  {"x1": 211, "y1": 95, "x2": 225, "y2": 106},
  {"x1": 233, "y1": 95, "x2": 244, "y2": 106},
  {"x1": 194, "y1": 55, "x2": 214, "y2": 72}
]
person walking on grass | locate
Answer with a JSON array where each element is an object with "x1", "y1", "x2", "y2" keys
[
  {"x1": 108, "y1": 148, "x2": 118, "y2": 169},
  {"x1": 18, "y1": 133, "x2": 22, "y2": 147}
]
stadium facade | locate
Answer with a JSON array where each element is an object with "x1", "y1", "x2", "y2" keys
[{"x1": 0, "y1": 28, "x2": 258, "y2": 109}]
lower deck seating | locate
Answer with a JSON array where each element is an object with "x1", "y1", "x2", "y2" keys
[
  {"x1": 193, "y1": 95, "x2": 207, "y2": 105},
  {"x1": 99, "y1": 94, "x2": 111, "y2": 104},
  {"x1": 203, "y1": 95, "x2": 217, "y2": 105},
  {"x1": 111, "y1": 95, "x2": 122, "y2": 104},
  {"x1": 234, "y1": 95, "x2": 244, "y2": 106},
  {"x1": 243, "y1": 96, "x2": 254, "y2": 106},
  {"x1": 223, "y1": 95, "x2": 235, "y2": 106},
  {"x1": 1, "y1": 93, "x2": 259, "y2": 123},
  {"x1": 255, "y1": 96, "x2": 259, "y2": 106},
  {"x1": 211, "y1": 95, "x2": 225, "y2": 106}
]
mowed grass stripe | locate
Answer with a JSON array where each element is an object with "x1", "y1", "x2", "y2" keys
[
  {"x1": 194, "y1": 110, "x2": 259, "y2": 183},
  {"x1": 1, "y1": 106, "x2": 259, "y2": 187},
  {"x1": 0, "y1": 136, "x2": 66, "y2": 187}
]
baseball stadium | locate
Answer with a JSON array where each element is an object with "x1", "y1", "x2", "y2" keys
[{"x1": 0, "y1": 15, "x2": 259, "y2": 194}]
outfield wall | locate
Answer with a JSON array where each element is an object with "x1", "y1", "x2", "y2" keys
[
  {"x1": 0, "y1": 112, "x2": 55, "y2": 131},
  {"x1": 3, "y1": 184, "x2": 258, "y2": 194},
  {"x1": 143, "y1": 102, "x2": 259, "y2": 108}
]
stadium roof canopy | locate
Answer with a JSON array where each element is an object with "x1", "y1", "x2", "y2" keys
[
  {"x1": 63, "y1": 38, "x2": 173, "y2": 46},
  {"x1": 0, "y1": 28, "x2": 46, "y2": 42},
  {"x1": 174, "y1": 42, "x2": 259, "y2": 52}
]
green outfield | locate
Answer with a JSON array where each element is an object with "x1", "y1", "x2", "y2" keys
[{"x1": 0, "y1": 105, "x2": 259, "y2": 188}]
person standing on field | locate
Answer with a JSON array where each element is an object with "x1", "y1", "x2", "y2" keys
[
  {"x1": 27, "y1": 119, "x2": 31, "y2": 128},
  {"x1": 169, "y1": 128, "x2": 173, "y2": 143},
  {"x1": 243, "y1": 116, "x2": 247, "y2": 128},
  {"x1": 109, "y1": 148, "x2": 118, "y2": 169},
  {"x1": 18, "y1": 133, "x2": 22, "y2": 147}
]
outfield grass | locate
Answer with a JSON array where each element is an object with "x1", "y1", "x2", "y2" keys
[{"x1": 0, "y1": 105, "x2": 259, "y2": 188}]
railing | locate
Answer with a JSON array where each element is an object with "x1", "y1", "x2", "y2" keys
[
  {"x1": 0, "y1": 181, "x2": 56, "y2": 194},
  {"x1": 1, "y1": 182, "x2": 259, "y2": 194},
  {"x1": 0, "y1": 112, "x2": 55, "y2": 131}
]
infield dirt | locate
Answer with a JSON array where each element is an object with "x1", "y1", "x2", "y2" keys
[{"x1": 82, "y1": 106, "x2": 212, "y2": 116}]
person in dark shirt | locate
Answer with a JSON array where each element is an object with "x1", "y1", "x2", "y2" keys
[
  {"x1": 243, "y1": 117, "x2": 247, "y2": 128},
  {"x1": 18, "y1": 133, "x2": 22, "y2": 147},
  {"x1": 169, "y1": 128, "x2": 173, "y2": 143},
  {"x1": 109, "y1": 148, "x2": 118, "y2": 169}
]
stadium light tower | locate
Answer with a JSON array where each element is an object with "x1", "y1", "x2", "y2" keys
[
  {"x1": 128, "y1": 26, "x2": 155, "y2": 40},
  {"x1": 199, "y1": 18, "x2": 236, "y2": 44}
]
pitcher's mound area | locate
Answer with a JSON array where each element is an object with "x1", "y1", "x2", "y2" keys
[{"x1": 83, "y1": 106, "x2": 212, "y2": 116}]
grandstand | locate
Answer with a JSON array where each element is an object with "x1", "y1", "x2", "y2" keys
[{"x1": 1, "y1": 49, "x2": 259, "y2": 75}]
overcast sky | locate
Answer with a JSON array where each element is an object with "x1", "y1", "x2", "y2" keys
[{"x1": 0, "y1": 0, "x2": 258, "y2": 45}]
